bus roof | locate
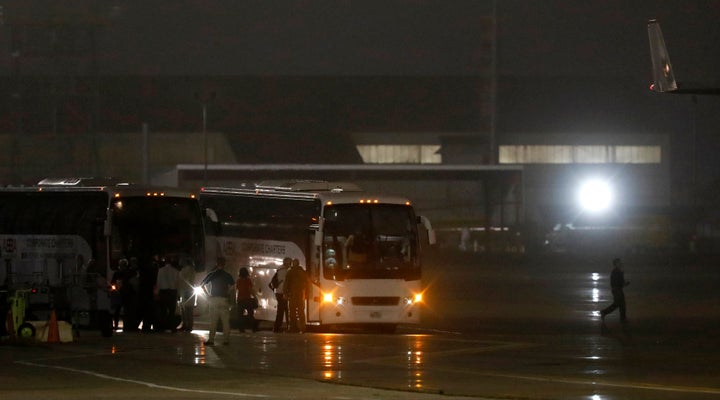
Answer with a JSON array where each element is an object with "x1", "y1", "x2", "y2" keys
[
  {"x1": 2, "y1": 178, "x2": 198, "y2": 199},
  {"x1": 201, "y1": 182, "x2": 413, "y2": 206},
  {"x1": 255, "y1": 180, "x2": 363, "y2": 192}
]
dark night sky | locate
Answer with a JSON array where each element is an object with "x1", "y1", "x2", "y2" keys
[
  {"x1": 499, "y1": 1, "x2": 720, "y2": 81},
  {"x1": 1, "y1": 0, "x2": 720, "y2": 195},
  {"x1": 2, "y1": 0, "x2": 719, "y2": 80},
  {"x1": 2, "y1": 1, "x2": 720, "y2": 144}
]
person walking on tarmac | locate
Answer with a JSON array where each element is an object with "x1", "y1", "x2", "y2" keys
[
  {"x1": 284, "y1": 258, "x2": 309, "y2": 333},
  {"x1": 270, "y1": 257, "x2": 290, "y2": 333},
  {"x1": 199, "y1": 257, "x2": 235, "y2": 345},
  {"x1": 600, "y1": 257, "x2": 630, "y2": 323},
  {"x1": 235, "y1": 267, "x2": 258, "y2": 332}
]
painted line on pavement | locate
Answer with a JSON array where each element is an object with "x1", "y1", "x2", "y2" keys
[
  {"x1": 357, "y1": 339, "x2": 720, "y2": 396},
  {"x1": 469, "y1": 370, "x2": 720, "y2": 395},
  {"x1": 16, "y1": 360, "x2": 269, "y2": 398}
]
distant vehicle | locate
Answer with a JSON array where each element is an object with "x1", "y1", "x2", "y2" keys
[
  {"x1": 198, "y1": 180, "x2": 435, "y2": 332},
  {"x1": 648, "y1": 19, "x2": 720, "y2": 95},
  {"x1": 544, "y1": 215, "x2": 671, "y2": 255},
  {"x1": 0, "y1": 178, "x2": 205, "y2": 336}
]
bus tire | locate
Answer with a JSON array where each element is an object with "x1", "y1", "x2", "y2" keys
[{"x1": 17, "y1": 322, "x2": 36, "y2": 338}]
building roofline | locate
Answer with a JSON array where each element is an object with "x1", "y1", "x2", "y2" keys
[{"x1": 176, "y1": 163, "x2": 522, "y2": 172}]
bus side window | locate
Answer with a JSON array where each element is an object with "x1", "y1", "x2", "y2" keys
[{"x1": 110, "y1": 223, "x2": 123, "y2": 261}]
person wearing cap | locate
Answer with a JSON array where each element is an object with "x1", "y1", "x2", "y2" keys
[
  {"x1": 199, "y1": 257, "x2": 235, "y2": 345},
  {"x1": 269, "y1": 257, "x2": 291, "y2": 333}
]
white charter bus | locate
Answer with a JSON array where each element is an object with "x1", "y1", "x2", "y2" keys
[
  {"x1": 199, "y1": 181, "x2": 435, "y2": 332},
  {"x1": 0, "y1": 178, "x2": 205, "y2": 336}
]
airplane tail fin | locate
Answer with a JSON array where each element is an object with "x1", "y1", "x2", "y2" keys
[{"x1": 648, "y1": 20, "x2": 678, "y2": 93}]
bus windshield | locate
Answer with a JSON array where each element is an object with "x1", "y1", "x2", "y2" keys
[{"x1": 322, "y1": 204, "x2": 420, "y2": 280}]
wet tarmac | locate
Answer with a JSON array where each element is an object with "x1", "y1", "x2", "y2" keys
[{"x1": 2, "y1": 253, "x2": 719, "y2": 399}]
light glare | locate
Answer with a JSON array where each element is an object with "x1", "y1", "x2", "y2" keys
[{"x1": 578, "y1": 179, "x2": 613, "y2": 213}]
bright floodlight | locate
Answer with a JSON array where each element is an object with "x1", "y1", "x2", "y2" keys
[{"x1": 578, "y1": 179, "x2": 613, "y2": 213}]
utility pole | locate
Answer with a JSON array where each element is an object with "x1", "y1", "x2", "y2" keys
[{"x1": 195, "y1": 90, "x2": 215, "y2": 186}]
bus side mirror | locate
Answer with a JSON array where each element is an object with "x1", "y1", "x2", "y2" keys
[
  {"x1": 428, "y1": 230, "x2": 437, "y2": 245},
  {"x1": 205, "y1": 208, "x2": 218, "y2": 223},
  {"x1": 104, "y1": 209, "x2": 112, "y2": 237},
  {"x1": 418, "y1": 215, "x2": 436, "y2": 245},
  {"x1": 314, "y1": 217, "x2": 325, "y2": 246}
]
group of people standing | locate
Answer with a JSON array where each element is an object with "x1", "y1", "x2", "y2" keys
[
  {"x1": 198, "y1": 256, "x2": 266, "y2": 346},
  {"x1": 111, "y1": 253, "x2": 311, "y2": 343},
  {"x1": 110, "y1": 255, "x2": 196, "y2": 333},
  {"x1": 269, "y1": 257, "x2": 310, "y2": 333},
  {"x1": 200, "y1": 255, "x2": 310, "y2": 345}
]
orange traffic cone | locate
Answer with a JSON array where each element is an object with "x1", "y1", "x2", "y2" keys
[{"x1": 47, "y1": 310, "x2": 60, "y2": 343}]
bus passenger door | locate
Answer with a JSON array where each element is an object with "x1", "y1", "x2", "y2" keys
[
  {"x1": 202, "y1": 208, "x2": 220, "y2": 271},
  {"x1": 306, "y1": 231, "x2": 321, "y2": 325}
]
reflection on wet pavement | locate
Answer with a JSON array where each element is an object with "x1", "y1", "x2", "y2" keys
[
  {"x1": 157, "y1": 331, "x2": 450, "y2": 392},
  {"x1": 20, "y1": 315, "x2": 720, "y2": 400},
  {"x1": 76, "y1": 254, "x2": 720, "y2": 400},
  {"x1": 405, "y1": 336, "x2": 424, "y2": 390}
]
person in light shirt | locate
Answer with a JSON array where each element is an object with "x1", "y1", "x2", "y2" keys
[{"x1": 156, "y1": 256, "x2": 180, "y2": 332}]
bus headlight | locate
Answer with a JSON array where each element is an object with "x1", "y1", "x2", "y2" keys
[
  {"x1": 322, "y1": 293, "x2": 334, "y2": 303},
  {"x1": 322, "y1": 293, "x2": 346, "y2": 305},
  {"x1": 404, "y1": 293, "x2": 423, "y2": 305}
]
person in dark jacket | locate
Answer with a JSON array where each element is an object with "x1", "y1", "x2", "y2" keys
[
  {"x1": 137, "y1": 254, "x2": 160, "y2": 332},
  {"x1": 109, "y1": 259, "x2": 129, "y2": 330},
  {"x1": 179, "y1": 261, "x2": 196, "y2": 332},
  {"x1": 120, "y1": 258, "x2": 140, "y2": 331},
  {"x1": 283, "y1": 258, "x2": 310, "y2": 333},
  {"x1": 235, "y1": 267, "x2": 258, "y2": 332},
  {"x1": 270, "y1": 257, "x2": 290, "y2": 333},
  {"x1": 199, "y1": 257, "x2": 235, "y2": 345},
  {"x1": 600, "y1": 258, "x2": 630, "y2": 323}
]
